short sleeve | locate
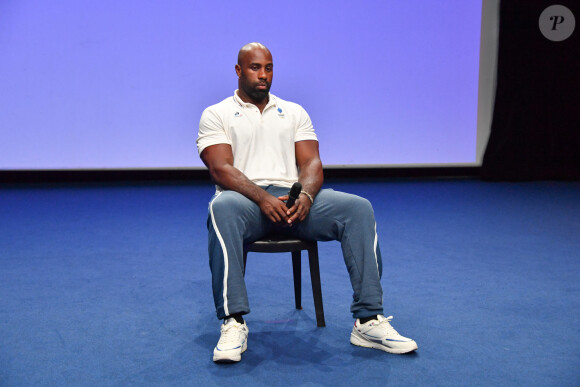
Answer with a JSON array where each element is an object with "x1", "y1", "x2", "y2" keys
[
  {"x1": 294, "y1": 105, "x2": 318, "y2": 142},
  {"x1": 196, "y1": 107, "x2": 231, "y2": 155}
]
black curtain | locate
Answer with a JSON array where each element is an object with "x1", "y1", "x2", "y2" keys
[{"x1": 482, "y1": 0, "x2": 580, "y2": 180}]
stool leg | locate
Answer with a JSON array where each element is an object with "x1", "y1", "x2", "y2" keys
[
  {"x1": 291, "y1": 250, "x2": 302, "y2": 310},
  {"x1": 308, "y1": 245, "x2": 325, "y2": 327}
]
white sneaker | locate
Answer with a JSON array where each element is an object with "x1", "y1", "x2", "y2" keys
[
  {"x1": 350, "y1": 315, "x2": 418, "y2": 354},
  {"x1": 213, "y1": 318, "x2": 249, "y2": 363}
]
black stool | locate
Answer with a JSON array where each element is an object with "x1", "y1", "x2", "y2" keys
[{"x1": 243, "y1": 234, "x2": 325, "y2": 327}]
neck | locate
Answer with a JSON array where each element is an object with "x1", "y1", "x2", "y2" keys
[{"x1": 237, "y1": 89, "x2": 269, "y2": 113}]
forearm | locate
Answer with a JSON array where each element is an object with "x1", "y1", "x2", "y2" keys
[
  {"x1": 209, "y1": 163, "x2": 269, "y2": 204},
  {"x1": 210, "y1": 163, "x2": 290, "y2": 224},
  {"x1": 201, "y1": 144, "x2": 290, "y2": 224},
  {"x1": 281, "y1": 155, "x2": 323, "y2": 225},
  {"x1": 298, "y1": 157, "x2": 323, "y2": 199}
]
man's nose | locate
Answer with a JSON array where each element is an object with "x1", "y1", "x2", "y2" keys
[{"x1": 258, "y1": 68, "x2": 267, "y2": 79}]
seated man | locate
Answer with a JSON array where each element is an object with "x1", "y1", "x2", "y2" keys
[{"x1": 197, "y1": 42, "x2": 417, "y2": 363}]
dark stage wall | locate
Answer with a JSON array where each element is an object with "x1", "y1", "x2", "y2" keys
[{"x1": 482, "y1": 0, "x2": 580, "y2": 180}]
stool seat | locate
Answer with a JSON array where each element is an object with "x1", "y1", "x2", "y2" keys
[
  {"x1": 246, "y1": 235, "x2": 315, "y2": 252},
  {"x1": 243, "y1": 234, "x2": 325, "y2": 327}
]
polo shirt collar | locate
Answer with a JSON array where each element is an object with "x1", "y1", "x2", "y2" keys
[{"x1": 233, "y1": 89, "x2": 278, "y2": 110}]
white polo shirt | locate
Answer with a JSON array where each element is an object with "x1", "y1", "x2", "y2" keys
[{"x1": 197, "y1": 90, "x2": 318, "y2": 189}]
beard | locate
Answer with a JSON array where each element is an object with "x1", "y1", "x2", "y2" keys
[
  {"x1": 247, "y1": 87, "x2": 270, "y2": 101},
  {"x1": 244, "y1": 81, "x2": 271, "y2": 101},
  {"x1": 240, "y1": 74, "x2": 271, "y2": 102}
]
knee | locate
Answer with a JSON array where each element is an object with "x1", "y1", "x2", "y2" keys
[
  {"x1": 350, "y1": 195, "x2": 374, "y2": 215},
  {"x1": 330, "y1": 193, "x2": 375, "y2": 221},
  {"x1": 348, "y1": 196, "x2": 377, "y2": 224}
]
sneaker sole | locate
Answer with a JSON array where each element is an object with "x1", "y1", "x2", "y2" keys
[
  {"x1": 350, "y1": 331, "x2": 418, "y2": 354},
  {"x1": 213, "y1": 341, "x2": 247, "y2": 363}
]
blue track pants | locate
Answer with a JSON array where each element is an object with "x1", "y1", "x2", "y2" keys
[{"x1": 207, "y1": 186, "x2": 384, "y2": 320}]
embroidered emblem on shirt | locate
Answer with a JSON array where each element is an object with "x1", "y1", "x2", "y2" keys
[
  {"x1": 277, "y1": 107, "x2": 285, "y2": 117},
  {"x1": 234, "y1": 111, "x2": 241, "y2": 117}
]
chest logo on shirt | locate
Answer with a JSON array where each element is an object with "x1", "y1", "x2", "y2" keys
[
  {"x1": 234, "y1": 111, "x2": 242, "y2": 117},
  {"x1": 277, "y1": 107, "x2": 285, "y2": 117}
]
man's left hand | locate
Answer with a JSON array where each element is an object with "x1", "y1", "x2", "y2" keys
[{"x1": 277, "y1": 193, "x2": 312, "y2": 226}]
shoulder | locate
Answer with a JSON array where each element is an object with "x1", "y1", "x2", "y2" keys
[
  {"x1": 202, "y1": 95, "x2": 238, "y2": 117},
  {"x1": 200, "y1": 95, "x2": 241, "y2": 129}
]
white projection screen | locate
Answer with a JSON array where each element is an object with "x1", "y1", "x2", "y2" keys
[{"x1": 0, "y1": 1, "x2": 499, "y2": 170}]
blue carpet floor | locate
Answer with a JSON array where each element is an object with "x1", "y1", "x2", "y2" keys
[{"x1": 1, "y1": 179, "x2": 579, "y2": 386}]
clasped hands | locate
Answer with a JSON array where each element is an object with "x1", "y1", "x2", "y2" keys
[{"x1": 258, "y1": 193, "x2": 312, "y2": 226}]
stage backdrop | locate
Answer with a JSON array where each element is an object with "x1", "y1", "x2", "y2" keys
[
  {"x1": 0, "y1": 1, "x2": 490, "y2": 170},
  {"x1": 482, "y1": 0, "x2": 580, "y2": 180}
]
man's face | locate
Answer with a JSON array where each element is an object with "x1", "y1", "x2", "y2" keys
[{"x1": 236, "y1": 48, "x2": 273, "y2": 102}]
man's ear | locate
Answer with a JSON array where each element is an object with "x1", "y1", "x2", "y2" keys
[{"x1": 235, "y1": 64, "x2": 241, "y2": 77}]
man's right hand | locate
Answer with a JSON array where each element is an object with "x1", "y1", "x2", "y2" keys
[
  {"x1": 258, "y1": 194, "x2": 290, "y2": 225},
  {"x1": 201, "y1": 144, "x2": 294, "y2": 225}
]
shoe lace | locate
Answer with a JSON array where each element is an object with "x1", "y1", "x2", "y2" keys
[
  {"x1": 219, "y1": 321, "x2": 243, "y2": 345},
  {"x1": 378, "y1": 315, "x2": 401, "y2": 336}
]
